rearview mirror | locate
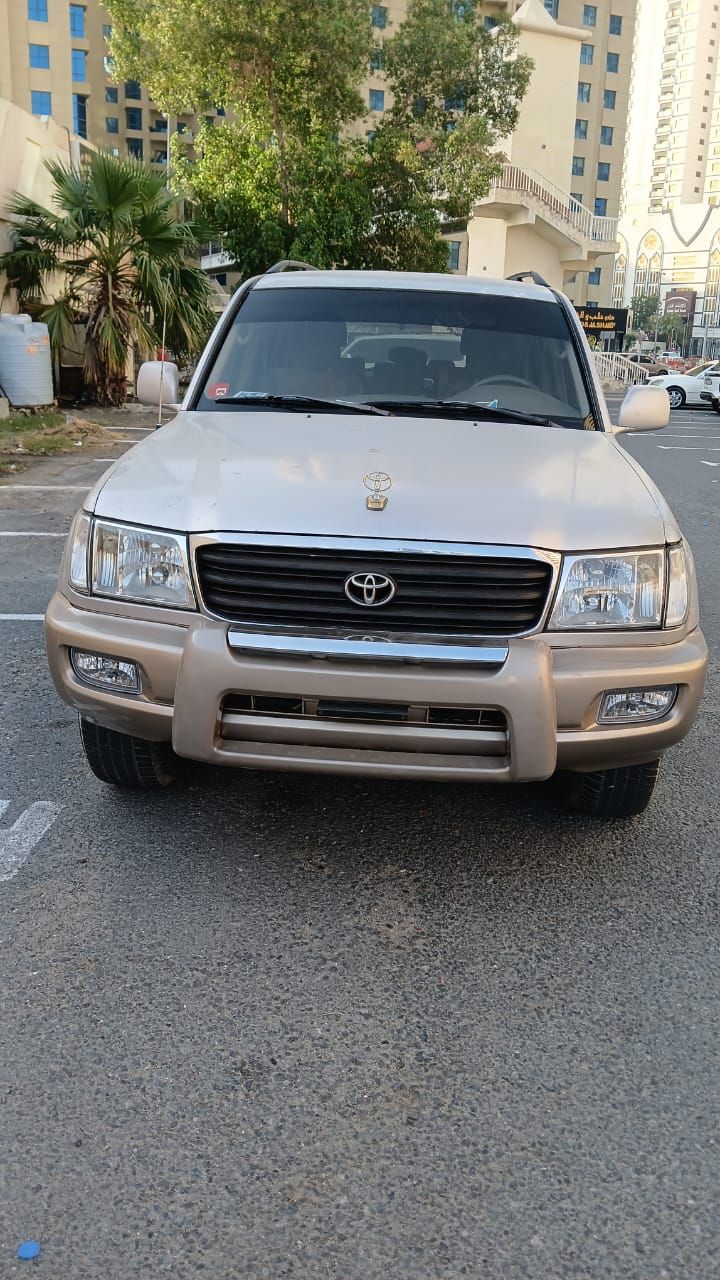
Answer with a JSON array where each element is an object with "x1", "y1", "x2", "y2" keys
[
  {"x1": 136, "y1": 360, "x2": 180, "y2": 411},
  {"x1": 615, "y1": 384, "x2": 670, "y2": 434}
]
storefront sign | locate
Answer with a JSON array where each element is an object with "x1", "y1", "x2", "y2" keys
[
  {"x1": 574, "y1": 306, "x2": 628, "y2": 335},
  {"x1": 664, "y1": 288, "x2": 697, "y2": 319}
]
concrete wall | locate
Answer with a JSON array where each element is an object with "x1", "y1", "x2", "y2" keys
[{"x1": 0, "y1": 97, "x2": 78, "y2": 313}]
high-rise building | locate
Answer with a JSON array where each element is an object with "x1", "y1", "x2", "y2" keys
[{"x1": 617, "y1": 0, "x2": 720, "y2": 356}]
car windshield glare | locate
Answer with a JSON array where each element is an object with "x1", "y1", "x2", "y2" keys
[{"x1": 196, "y1": 286, "x2": 593, "y2": 427}]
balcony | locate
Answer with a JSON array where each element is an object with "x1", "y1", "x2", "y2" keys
[{"x1": 474, "y1": 163, "x2": 617, "y2": 266}]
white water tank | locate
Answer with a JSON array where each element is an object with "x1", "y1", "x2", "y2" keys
[{"x1": 0, "y1": 314, "x2": 54, "y2": 406}]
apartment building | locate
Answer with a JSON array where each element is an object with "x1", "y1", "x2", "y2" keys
[
  {"x1": 0, "y1": 0, "x2": 213, "y2": 166},
  {"x1": 616, "y1": 0, "x2": 720, "y2": 356}
]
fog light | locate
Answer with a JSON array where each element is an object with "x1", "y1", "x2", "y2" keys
[
  {"x1": 598, "y1": 686, "x2": 677, "y2": 724},
  {"x1": 70, "y1": 649, "x2": 140, "y2": 692}
]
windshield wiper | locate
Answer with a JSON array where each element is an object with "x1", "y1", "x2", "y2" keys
[
  {"x1": 212, "y1": 392, "x2": 389, "y2": 416},
  {"x1": 366, "y1": 399, "x2": 560, "y2": 427}
]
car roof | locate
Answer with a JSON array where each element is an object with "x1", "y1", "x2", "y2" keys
[{"x1": 253, "y1": 269, "x2": 555, "y2": 305}]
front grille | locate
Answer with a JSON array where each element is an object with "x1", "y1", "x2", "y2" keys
[
  {"x1": 195, "y1": 544, "x2": 552, "y2": 637},
  {"x1": 221, "y1": 693, "x2": 507, "y2": 731}
]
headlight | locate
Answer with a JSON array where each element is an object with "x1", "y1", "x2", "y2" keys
[
  {"x1": 647, "y1": 378, "x2": 664, "y2": 386},
  {"x1": 549, "y1": 550, "x2": 665, "y2": 629},
  {"x1": 665, "y1": 542, "x2": 689, "y2": 627},
  {"x1": 91, "y1": 519, "x2": 196, "y2": 608}
]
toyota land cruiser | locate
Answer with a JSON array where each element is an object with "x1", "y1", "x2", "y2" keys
[{"x1": 45, "y1": 264, "x2": 707, "y2": 817}]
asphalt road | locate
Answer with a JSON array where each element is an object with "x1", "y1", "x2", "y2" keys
[{"x1": 1, "y1": 402, "x2": 719, "y2": 1279}]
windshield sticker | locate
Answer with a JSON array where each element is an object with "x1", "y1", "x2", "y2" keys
[{"x1": 209, "y1": 383, "x2": 229, "y2": 398}]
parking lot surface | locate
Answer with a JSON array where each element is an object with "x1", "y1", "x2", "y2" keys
[{"x1": 1, "y1": 401, "x2": 719, "y2": 1278}]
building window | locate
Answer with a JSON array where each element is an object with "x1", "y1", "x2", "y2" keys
[
  {"x1": 369, "y1": 88, "x2": 385, "y2": 112},
  {"x1": 127, "y1": 138, "x2": 143, "y2": 159},
  {"x1": 603, "y1": 89, "x2": 616, "y2": 109},
  {"x1": 126, "y1": 106, "x2": 143, "y2": 130},
  {"x1": 600, "y1": 124, "x2": 614, "y2": 145},
  {"x1": 370, "y1": 49, "x2": 385, "y2": 71},
  {"x1": 588, "y1": 268, "x2": 602, "y2": 286},
  {"x1": 575, "y1": 118, "x2": 588, "y2": 139},
  {"x1": 445, "y1": 89, "x2": 466, "y2": 112},
  {"x1": 69, "y1": 5, "x2": 86, "y2": 39},
  {"x1": 125, "y1": 80, "x2": 141, "y2": 99},
  {"x1": 106, "y1": 116, "x2": 119, "y2": 133},
  {"x1": 580, "y1": 43, "x2": 594, "y2": 65},
  {"x1": 594, "y1": 197, "x2": 608, "y2": 216},
  {"x1": 27, "y1": 0, "x2": 48, "y2": 20},
  {"x1": 447, "y1": 241, "x2": 461, "y2": 271},
  {"x1": 103, "y1": 23, "x2": 112, "y2": 39},
  {"x1": 71, "y1": 49, "x2": 87, "y2": 81},
  {"x1": 29, "y1": 43, "x2": 50, "y2": 68},
  {"x1": 612, "y1": 253, "x2": 627, "y2": 306},
  {"x1": 583, "y1": 4, "x2": 597, "y2": 24},
  {"x1": 571, "y1": 192, "x2": 583, "y2": 205},
  {"x1": 152, "y1": 149, "x2": 168, "y2": 164},
  {"x1": 484, "y1": 15, "x2": 498, "y2": 28},
  {"x1": 609, "y1": 14, "x2": 622, "y2": 35},
  {"x1": 72, "y1": 93, "x2": 88, "y2": 138},
  {"x1": 597, "y1": 161, "x2": 611, "y2": 180},
  {"x1": 606, "y1": 52, "x2": 620, "y2": 73},
  {"x1": 371, "y1": 5, "x2": 388, "y2": 28},
  {"x1": 578, "y1": 82, "x2": 591, "y2": 103},
  {"x1": 30, "y1": 89, "x2": 51, "y2": 115},
  {"x1": 105, "y1": 86, "x2": 118, "y2": 103},
  {"x1": 572, "y1": 155, "x2": 585, "y2": 176},
  {"x1": 544, "y1": 0, "x2": 558, "y2": 16}
]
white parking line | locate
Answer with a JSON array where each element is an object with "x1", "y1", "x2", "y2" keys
[
  {"x1": 700, "y1": 461, "x2": 720, "y2": 467},
  {"x1": 0, "y1": 485, "x2": 88, "y2": 491},
  {"x1": 0, "y1": 614, "x2": 44, "y2": 621},
  {"x1": 0, "y1": 799, "x2": 62, "y2": 883},
  {"x1": 656, "y1": 445, "x2": 720, "y2": 451},
  {"x1": 0, "y1": 531, "x2": 66, "y2": 537}
]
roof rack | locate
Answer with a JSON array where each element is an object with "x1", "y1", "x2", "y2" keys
[
  {"x1": 506, "y1": 270, "x2": 551, "y2": 287},
  {"x1": 264, "y1": 259, "x2": 318, "y2": 274}
]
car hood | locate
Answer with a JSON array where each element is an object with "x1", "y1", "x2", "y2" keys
[{"x1": 90, "y1": 410, "x2": 673, "y2": 550}]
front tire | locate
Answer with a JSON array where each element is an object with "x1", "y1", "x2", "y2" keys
[
  {"x1": 79, "y1": 717, "x2": 176, "y2": 789},
  {"x1": 559, "y1": 760, "x2": 660, "y2": 818},
  {"x1": 667, "y1": 386, "x2": 685, "y2": 409}
]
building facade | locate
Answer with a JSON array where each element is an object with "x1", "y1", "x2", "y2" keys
[
  {"x1": 617, "y1": 0, "x2": 720, "y2": 355},
  {"x1": 0, "y1": 0, "x2": 212, "y2": 166}
]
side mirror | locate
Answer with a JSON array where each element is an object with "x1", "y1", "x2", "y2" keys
[
  {"x1": 136, "y1": 360, "x2": 180, "y2": 411},
  {"x1": 615, "y1": 384, "x2": 670, "y2": 434}
]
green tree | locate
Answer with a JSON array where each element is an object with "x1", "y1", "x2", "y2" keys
[
  {"x1": 105, "y1": 0, "x2": 532, "y2": 273},
  {"x1": 656, "y1": 311, "x2": 685, "y2": 348},
  {"x1": 630, "y1": 292, "x2": 661, "y2": 334},
  {"x1": 0, "y1": 153, "x2": 214, "y2": 405}
]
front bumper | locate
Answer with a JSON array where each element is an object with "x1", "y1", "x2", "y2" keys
[{"x1": 45, "y1": 592, "x2": 708, "y2": 783}]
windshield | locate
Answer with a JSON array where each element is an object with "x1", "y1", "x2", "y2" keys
[
  {"x1": 687, "y1": 362, "x2": 714, "y2": 376},
  {"x1": 196, "y1": 285, "x2": 594, "y2": 428}
]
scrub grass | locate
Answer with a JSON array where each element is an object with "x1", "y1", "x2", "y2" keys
[{"x1": 0, "y1": 408, "x2": 105, "y2": 458}]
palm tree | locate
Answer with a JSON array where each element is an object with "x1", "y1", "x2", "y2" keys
[{"x1": 0, "y1": 152, "x2": 214, "y2": 406}]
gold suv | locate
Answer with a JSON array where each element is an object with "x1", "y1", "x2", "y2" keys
[{"x1": 46, "y1": 266, "x2": 707, "y2": 817}]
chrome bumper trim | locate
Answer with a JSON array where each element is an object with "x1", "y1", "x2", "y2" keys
[{"x1": 226, "y1": 628, "x2": 509, "y2": 666}]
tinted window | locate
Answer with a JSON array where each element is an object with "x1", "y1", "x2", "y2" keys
[{"x1": 197, "y1": 287, "x2": 592, "y2": 427}]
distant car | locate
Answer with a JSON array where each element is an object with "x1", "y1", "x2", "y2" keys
[
  {"x1": 627, "y1": 353, "x2": 669, "y2": 377},
  {"x1": 648, "y1": 360, "x2": 720, "y2": 409},
  {"x1": 701, "y1": 371, "x2": 720, "y2": 412}
]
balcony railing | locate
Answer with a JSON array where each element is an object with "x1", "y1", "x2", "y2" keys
[
  {"x1": 488, "y1": 163, "x2": 617, "y2": 244},
  {"x1": 593, "y1": 352, "x2": 648, "y2": 386}
]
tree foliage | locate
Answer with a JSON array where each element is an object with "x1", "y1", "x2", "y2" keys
[
  {"x1": 630, "y1": 292, "x2": 661, "y2": 333},
  {"x1": 0, "y1": 153, "x2": 214, "y2": 404},
  {"x1": 106, "y1": 0, "x2": 532, "y2": 274}
]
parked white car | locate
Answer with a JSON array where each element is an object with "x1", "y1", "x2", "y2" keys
[{"x1": 648, "y1": 361, "x2": 720, "y2": 409}]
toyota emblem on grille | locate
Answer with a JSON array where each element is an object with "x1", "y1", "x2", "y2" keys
[{"x1": 344, "y1": 572, "x2": 397, "y2": 607}]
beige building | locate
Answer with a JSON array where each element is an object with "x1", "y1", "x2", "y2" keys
[
  {"x1": 367, "y1": 0, "x2": 635, "y2": 302},
  {"x1": 0, "y1": 0, "x2": 209, "y2": 168}
]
